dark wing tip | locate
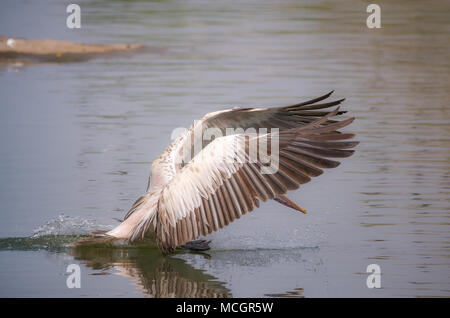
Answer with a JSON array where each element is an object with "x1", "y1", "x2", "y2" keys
[{"x1": 283, "y1": 91, "x2": 335, "y2": 109}]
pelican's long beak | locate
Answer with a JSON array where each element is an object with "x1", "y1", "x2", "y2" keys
[{"x1": 274, "y1": 194, "x2": 307, "y2": 214}]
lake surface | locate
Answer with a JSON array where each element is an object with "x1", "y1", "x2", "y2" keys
[{"x1": 0, "y1": 0, "x2": 449, "y2": 297}]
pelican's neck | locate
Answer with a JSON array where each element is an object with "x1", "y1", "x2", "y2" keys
[{"x1": 106, "y1": 190, "x2": 161, "y2": 240}]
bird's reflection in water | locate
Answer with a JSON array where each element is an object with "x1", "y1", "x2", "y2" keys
[
  {"x1": 265, "y1": 288, "x2": 305, "y2": 298},
  {"x1": 68, "y1": 242, "x2": 230, "y2": 298}
]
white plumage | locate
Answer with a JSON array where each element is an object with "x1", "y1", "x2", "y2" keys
[{"x1": 106, "y1": 92, "x2": 358, "y2": 253}]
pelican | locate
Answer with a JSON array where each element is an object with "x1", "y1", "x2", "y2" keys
[{"x1": 103, "y1": 91, "x2": 358, "y2": 253}]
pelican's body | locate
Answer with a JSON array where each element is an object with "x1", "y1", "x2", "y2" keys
[{"x1": 105, "y1": 92, "x2": 358, "y2": 253}]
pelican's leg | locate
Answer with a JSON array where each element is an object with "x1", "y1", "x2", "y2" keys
[
  {"x1": 274, "y1": 194, "x2": 307, "y2": 214},
  {"x1": 180, "y1": 239, "x2": 211, "y2": 251}
]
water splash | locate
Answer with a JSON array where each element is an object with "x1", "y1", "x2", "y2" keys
[
  {"x1": 207, "y1": 223, "x2": 325, "y2": 250},
  {"x1": 0, "y1": 214, "x2": 113, "y2": 252},
  {"x1": 0, "y1": 215, "x2": 160, "y2": 252},
  {"x1": 0, "y1": 235, "x2": 83, "y2": 252},
  {"x1": 31, "y1": 214, "x2": 108, "y2": 238},
  {"x1": 1, "y1": 214, "x2": 325, "y2": 252}
]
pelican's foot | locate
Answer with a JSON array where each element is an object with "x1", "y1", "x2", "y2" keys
[{"x1": 181, "y1": 239, "x2": 211, "y2": 251}]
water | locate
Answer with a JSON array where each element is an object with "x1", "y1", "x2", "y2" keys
[{"x1": 0, "y1": 0, "x2": 449, "y2": 297}]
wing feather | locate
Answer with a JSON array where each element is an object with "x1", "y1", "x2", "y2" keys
[
  {"x1": 124, "y1": 92, "x2": 350, "y2": 226},
  {"x1": 146, "y1": 111, "x2": 357, "y2": 253},
  {"x1": 175, "y1": 91, "x2": 348, "y2": 167},
  {"x1": 122, "y1": 93, "x2": 359, "y2": 252}
]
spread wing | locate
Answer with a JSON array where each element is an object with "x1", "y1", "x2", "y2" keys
[
  {"x1": 204, "y1": 90, "x2": 344, "y2": 129},
  {"x1": 133, "y1": 109, "x2": 357, "y2": 253},
  {"x1": 177, "y1": 91, "x2": 347, "y2": 166}
]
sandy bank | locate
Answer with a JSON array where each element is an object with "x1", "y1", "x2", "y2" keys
[{"x1": 0, "y1": 35, "x2": 144, "y2": 66}]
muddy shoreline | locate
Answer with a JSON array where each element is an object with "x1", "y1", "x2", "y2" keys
[{"x1": 0, "y1": 35, "x2": 144, "y2": 66}]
